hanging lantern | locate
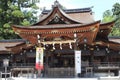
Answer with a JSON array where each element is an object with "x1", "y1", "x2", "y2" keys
[
  {"x1": 53, "y1": 43, "x2": 55, "y2": 50},
  {"x1": 69, "y1": 42, "x2": 72, "y2": 49},
  {"x1": 37, "y1": 34, "x2": 41, "y2": 43},
  {"x1": 60, "y1": 43, "x2": 62, "y2": 49}
]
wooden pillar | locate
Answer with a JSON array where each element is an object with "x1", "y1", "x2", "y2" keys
[
  {"x1": 23, "y1": 50, "x2": 27, "y2": 64},
  {"x1": 90, "y1": 48, "x2": 94, "y2": 67},
  {"x1": 12, "y1": 54, "x2": 15, "y2": 63},
  {"x1": 45, "y1": 50, "x2": 49, "y2": 67},
  {"x1": 51, "y1": 53, "x2": 54, "y2": 67},
  {"x1": 45, "y1": 50, "x2": 49, "y2": 76}
]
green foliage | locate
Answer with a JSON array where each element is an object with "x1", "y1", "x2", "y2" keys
[
  {"x1": 31, "y1": 4, "x2": 39, "y2": 9},
  {"x1": 102, "y1": 10, "x2": 115, "y2": 23},
  {"x1": 0, "y1": 0, "x2": 40, "y2": 39},
  {"x1": 12, "y1": 10, "x2": 24, "y2": 18},
  {"x1": 0, "y1": 8, "x2": 2, "y2": 13},
  {"x1": 112, "y1": 3, "x2": 120, "y2": 28},
  {"x1": 21, "y1": 19, "x2": 30, "y2": 26},
  {"x1": 109, "y1": 27, "x2": 120, "y2": 36},
  {"x1": 3, "y1": 23, "x2": 11, "y2": 28},
  {"x1": 102, "y1": 3, "x2": 120, "y2": 37},
  {"x1": 9, "y1": 5, "x2": 19, "y2": 10},
  {"x1": 112, "y1": 3, "x2": 120, "y2": 15}
]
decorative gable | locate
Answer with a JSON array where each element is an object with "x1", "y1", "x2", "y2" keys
[
  {"x1": 34, "y1": 1, "x2": 81, "y2": 26},
  {"x1": 48, "y1": 16, "x2": 66, "y2": 24},
  {"x1": 47, "y1": 13, "x2": 67, "y2": 24}
]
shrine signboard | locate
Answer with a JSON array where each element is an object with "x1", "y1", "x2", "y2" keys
[
  {"x1": 75, "y1": 50, "x2": 81, "y2": 74},
  {"x1": 35, "y1": 47, "x2": 44, "y2": 70}
]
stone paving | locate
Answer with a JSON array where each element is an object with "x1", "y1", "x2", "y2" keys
[{"x1": 1, "y1": 76, "x2": 120, "y2": 80}]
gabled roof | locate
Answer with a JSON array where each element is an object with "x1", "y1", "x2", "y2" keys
[
  {"x1": 38, "y1": 1, "x2": 94, "y2": 24},
  {"x1": 33, "y1": 1, "x2": 94, "y2": 25},
  {"x1": 34, "y1": 6, "x2": 82, "y2": 25}
]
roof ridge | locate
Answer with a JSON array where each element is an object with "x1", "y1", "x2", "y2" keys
[{"x1": 42, "y1": 7, "x2": 92, "y2": 14}]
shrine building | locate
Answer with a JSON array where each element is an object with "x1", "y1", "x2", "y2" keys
[{"x1": 0, "y1": 1, "x2": 120, "y2": 78}]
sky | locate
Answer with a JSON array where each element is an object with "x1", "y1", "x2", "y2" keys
[{"x1": 37, "y1": 0, "x2": 120, "y2": 20}]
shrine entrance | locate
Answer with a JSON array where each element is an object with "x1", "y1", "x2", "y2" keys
[{"x1": 44, "y1": 50, "x2": 75, "y2": 77}]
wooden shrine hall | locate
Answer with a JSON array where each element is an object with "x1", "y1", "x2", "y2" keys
[{"x1": 1, "y1": 0, "x2": 120, "y2": 78}]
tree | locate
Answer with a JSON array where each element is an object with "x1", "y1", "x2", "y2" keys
[
  {"x1": 112, "y1": 3, "x2": 120, "y2": 36},
  {"x1": 110, "y1": 27, "x2": 120, "y2": 36},
  {"x1": 102, "y1": 10, "x2": 115, "y2": 23},
  {"x1": 0, "y1": 0, "x2": 40, "y2": 39},
  {"x1": 102, "y1": 3, "x2": 120, "y2": 37},
  {"x1": 112, "y1": 3, "x2": 120, "y2": 28}
]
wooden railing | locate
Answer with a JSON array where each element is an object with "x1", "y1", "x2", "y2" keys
[
  {"x1": 92, "y1": 62, "x2": 120, "y2": 67},
  {"x1": 11, "y1": 63, "x2": 35, "y2": 68},
  {"x1": 92, "y1": 62, "x2": 120, "y2": 70},
  {"x1": 44, "y1": 67, "x2": 74, "y2": 78},
  {"x1": 0, "y1": 62, "x2": 120, "y2": 77}
]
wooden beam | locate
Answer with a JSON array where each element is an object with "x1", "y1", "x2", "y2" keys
[{"x1": 41, "y1": 40, "x2": 75, "y2": 44}]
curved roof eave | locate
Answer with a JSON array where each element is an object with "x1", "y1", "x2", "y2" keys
[
  {"x1": 98, "y1": 20, "x2": 116, "y2": 36},
  {"x1": 33, "y1": 8, "x2": 54, "y2": 25},
  {"x1": 12, "y1": 20, "x2": 101, "y2": 30},
  {"x1": 100, "y1": 19, "x2": 116, "y2": 26}
]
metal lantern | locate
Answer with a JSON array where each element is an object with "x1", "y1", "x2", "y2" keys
[{"x1": 3, "y1": 59, "x2": 9, "y2": 67}]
